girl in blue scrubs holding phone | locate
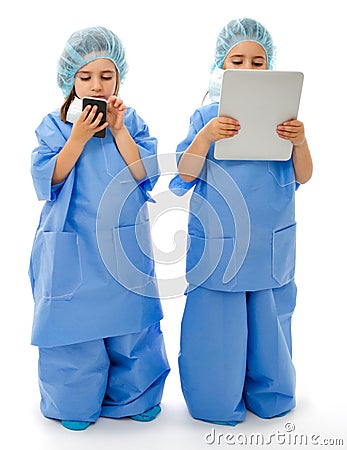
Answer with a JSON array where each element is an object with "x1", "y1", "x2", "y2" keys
[
  {"x1": 29, "y1": 26, "x2": 169, "y2": 431},
  {"x1": 170, "y1": 18, "x2": 313, "y2": 425}
]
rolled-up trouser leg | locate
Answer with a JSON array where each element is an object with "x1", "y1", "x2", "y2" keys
[
  {"x1": 38, "y1": 340, "x2": 110, "y2": 422},
  {"x1": 101, "y1": 322, "x2": 170, "y2": 418}
]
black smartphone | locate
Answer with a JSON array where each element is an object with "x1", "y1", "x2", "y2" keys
[{"x1": 82, "y1": 96, "x2": 107, "y2": 138}]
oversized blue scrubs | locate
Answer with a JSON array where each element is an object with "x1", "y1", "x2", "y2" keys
[
  {"x1": 29, "y1": 107, "x2": 170, "y2": 421},
  {"x1": 170, "y1": 103, "x2": 297, "y2": 422}
]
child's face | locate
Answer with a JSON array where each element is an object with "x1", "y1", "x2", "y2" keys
[
  {"x1": 74, "y1": 58, "x2": 118, "y2": 99},
  {"x1": 222, "y1": 41, "x2": 267, "y2": 70}
]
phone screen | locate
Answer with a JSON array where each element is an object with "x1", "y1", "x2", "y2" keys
[{"x1": 82, "y1": 97, "x2": 107, "y2": 138}]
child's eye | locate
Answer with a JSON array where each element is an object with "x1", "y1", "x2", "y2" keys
[
  {"x1": 232, "y1": 60, "x2": 242, "y2": 65},
  {"x1": 253, "y1": 61, "x2": 265, "y2": 67},
  {"x1": 102, "y1": 76, "x2": 113, "y2": 80}
]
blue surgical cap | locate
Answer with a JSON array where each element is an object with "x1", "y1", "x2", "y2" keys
[
  {"x1": 57, "y1": 26, "x2": 128, "y2": 98},
  {"x1": 213, "y1": 18, "x2": 276, "y2": 71}
]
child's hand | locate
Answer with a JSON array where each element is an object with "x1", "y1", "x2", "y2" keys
[
  {"x1": 200, "y1": 116, "x2": 240, "y2": 143},
  {"x1": 71, "y1": 105, "x2": 107, "y2": 144},
  {"x1": 107, "y1": 96, "x2": 126, "y2": 132},
  {"x1": 277, "y1": 120, "x2": 306, "y2": 147}
]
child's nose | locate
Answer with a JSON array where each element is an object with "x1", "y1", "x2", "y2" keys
[{"x1": 91, "y1": 78, "x2": 102, "y2": 92}]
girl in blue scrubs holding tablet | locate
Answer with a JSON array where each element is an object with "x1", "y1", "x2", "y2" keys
[{"x1": 170, "y1": 18, "x2": 313, "y2": 425}]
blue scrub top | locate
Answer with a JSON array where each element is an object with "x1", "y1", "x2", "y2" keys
[
  {"x1": 29, "y1": 108, "x2": 163, "y2": 347},
  {"x1": 170, "y1": 103, "x2": 298, "y2": 293}
]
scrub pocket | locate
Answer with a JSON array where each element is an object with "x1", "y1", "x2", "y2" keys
[
  {"x1": 112, "y1": 221, "x2": 155, "y2": 290},
  {"x1": 39, "y1": 231, "x2": 83, "y2": 300},
  {"x1": 272, "y1": 223, "x2": 296, "y2": 285},
  {"x1": 268, "y1": 160, "x2": 295, "y2": 187},
  {"x1": 186, "y1": 235, "x2": 237, "y2": 291}
]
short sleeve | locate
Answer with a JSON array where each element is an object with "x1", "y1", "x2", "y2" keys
[
  {"x1": 31, "y1": 114, "x2": 67, "y2": 201},
  {"x1": 169, "y1": 172, "x2": 198, "y2": 197},
  {"x1": 169, "y1": 109, "x2": 205, "y2": 196},
  {"x1": 125, "y1": 108, "x2": 159, "y2": 194}
]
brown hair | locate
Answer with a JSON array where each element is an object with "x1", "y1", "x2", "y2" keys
[
  {"x1": 201, "y1": 91, "x2": 209, "y2": 106},
  {"x1": 60, "y1": 69, "x2": 121, "y2": 122}
]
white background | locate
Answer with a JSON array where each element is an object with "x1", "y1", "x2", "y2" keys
[{"x1": 0, "y1": 0, "x2": 346, "y2": 448}]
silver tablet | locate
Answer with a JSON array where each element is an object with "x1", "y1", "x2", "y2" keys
[{"x1": 214, "y1": 70, "x2": 304, "y2": 161}]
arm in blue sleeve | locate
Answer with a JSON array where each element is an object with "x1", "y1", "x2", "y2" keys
[
  {"x1": 137, "y1": 177, "x2": 156, "y2": 203},
  {"x1": 169, "y1": 168, "x2": 198, "y2": 197},
  {"x1": 125, "y1": 108, "x2": 159, "y2": 195},
  {"x1": 31, "y1": 114, "x2": 67, "y2": 201},
  {"x1": 169, "y1": 109, "x2": 205, "y2": 197}
]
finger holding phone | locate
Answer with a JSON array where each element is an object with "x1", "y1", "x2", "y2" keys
[
  {"x1": 52, "y1": 103, "x2": 108, "y2": 185},
  {"x1": 72, "y1": 103, "x2": 108, "y2": 143},
  {"x1": 106, "y1": 95, "x2": 126, "y2": 132}
]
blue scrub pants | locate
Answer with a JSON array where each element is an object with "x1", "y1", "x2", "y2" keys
[
  {"x1": 179, "y1": 282, "x2": 296, "y2": 423},
  {"x1": 38, "y1": 323, "x2": 170, "y2": 422}
]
